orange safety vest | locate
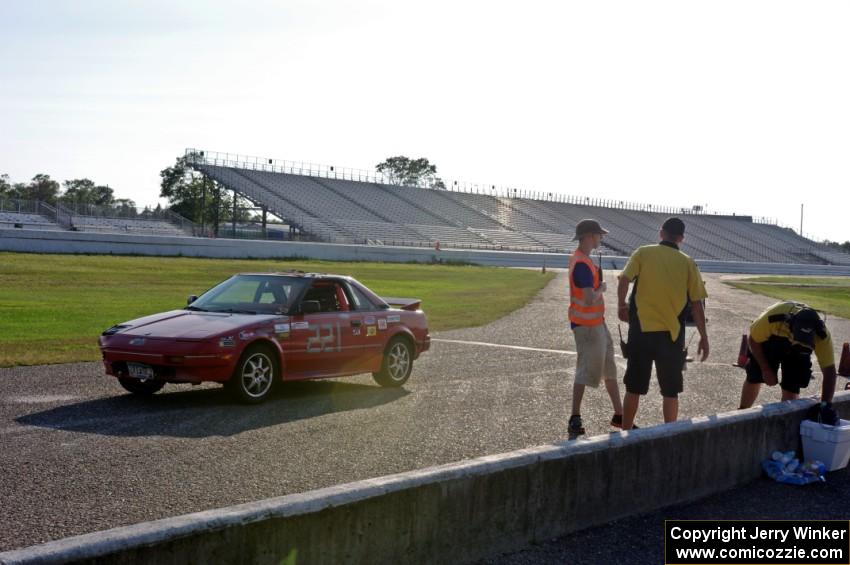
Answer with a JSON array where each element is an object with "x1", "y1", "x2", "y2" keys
[{"x1": 568, "y1": 249, "x2": 604, "y2": 326}]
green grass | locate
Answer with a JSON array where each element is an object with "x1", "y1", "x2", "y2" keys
[
  {"x1": 726, "y1": 276, "x2": 850, "y2": 320},
  {"x1": 0, "y1": 253, "x2": 554, "y2": 366}
]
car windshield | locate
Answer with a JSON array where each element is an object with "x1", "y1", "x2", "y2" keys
[{"x1": 189, "y1": 275, "x2": 309, "y2": 315}]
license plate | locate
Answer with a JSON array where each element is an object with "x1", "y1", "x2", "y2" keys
[{"x1": 127, "y1": 362, "x2": 154, "y2": 380}]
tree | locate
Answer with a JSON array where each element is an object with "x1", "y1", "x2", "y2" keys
[
  {"x1": 0, "y1": 175, "x2": 23, "y2": 202},
  {"x1": 376, "y1": 156, "x2": 441, "y2": 187},
  {"x1": 160, "y1": 156, "x2": 207, "y2": 223},
  {"x1": 60, "y1": 178, "x2": 95, "y2": 206},
  {"x1": 112, "y1": 198, "x2": 137, "y2": 216},
  {"x1": 17, "y1": 174, "x2": 60, "y2": 203},
  {"x1": 10, "y1": 183, "x2": 27, "y2": 200},
  {"x1": 0, "y1": 174, "x2": 11, "y2": 198},
  {"x1": 824, "y1": 240, "x2": 850, "y2": 253},
  {"x1": 160, "y1": 155, "x2": 250, "y2": 233},
  {"x1": 60, "y1": 178, "x2": 115, "y2": 208}
]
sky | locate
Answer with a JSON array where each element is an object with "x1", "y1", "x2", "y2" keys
[{"x1": 1, "y1": 0, "x2": 848, "y2": 241}]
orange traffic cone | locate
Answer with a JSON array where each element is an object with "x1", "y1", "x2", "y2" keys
[
  {"x1": 733, "y1": 334, "x2": 748, "y2": 368},
  {"x1": 838, "y1": 342, "x2": 850, "y2": 378}
]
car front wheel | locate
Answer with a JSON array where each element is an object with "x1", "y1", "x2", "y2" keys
[
  {"x1": 373, "y1": 337, "x2": 413, "y2": 387},
  {"x1": 118, "y1": 377, "x2": 165, "y2": 395},
  {"x1": 228, "y1": 346, "x2": 278, "y2": 404}
]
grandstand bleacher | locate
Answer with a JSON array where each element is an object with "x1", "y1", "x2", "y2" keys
[
  {"x1": 0, "y1": 211, "x2": 65, "y2": 231},
  {"x1": 4, "y1": 151, "x2": 849, "y2": 267},
  {"x1": 186, "y1": 150, "x2": 850, "y2": 265},
  {"x1": 68, "y1": 216, "x2": 189, "y2": 237},
  {"x1": 0, "y1": 200, "x2": 194, "y2": 238}
]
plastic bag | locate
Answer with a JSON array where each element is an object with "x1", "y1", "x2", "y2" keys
[{"x1": 762, "y1": 451, "x2": 826, "y2": 485}]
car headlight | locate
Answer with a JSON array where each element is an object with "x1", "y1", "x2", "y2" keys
[{"x1": 102, "y1": 324, "x2": 130, "y2": 336}]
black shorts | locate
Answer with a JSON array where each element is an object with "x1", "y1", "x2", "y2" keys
[
  {"x1": 624, "y1": 326, "x2": 686, "y2": 398},
  {"x1": 745, "y1": 336, "x2": 813, "y2": 394}
]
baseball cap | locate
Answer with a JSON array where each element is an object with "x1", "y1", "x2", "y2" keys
[
  {"x1": 791, "y1": 308, "x2": 822, "y2": 348},
  {"x1": 573, "y1": 219, "x2": 609, "y2": 240},
  {"x1": 661, "y1": 217, "x2": 686, "y2": 237}
]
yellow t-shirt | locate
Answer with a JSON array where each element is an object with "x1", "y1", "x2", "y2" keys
[
  {"x1": 620, "y1": 243, "x2": 708, "y2": 340},
  {"x1": 749, "y1": 302, "x2": 834, "y2": 368}
]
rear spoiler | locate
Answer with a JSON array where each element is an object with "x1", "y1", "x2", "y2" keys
[{"x1": 381, "y1": 297, "x2": 422, "y2": 311}]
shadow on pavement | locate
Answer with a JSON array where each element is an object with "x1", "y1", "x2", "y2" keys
[{"x1": 15, "y1": 379, "x2": 409, "y2": 438}]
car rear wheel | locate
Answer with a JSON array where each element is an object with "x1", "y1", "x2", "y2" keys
[
  {"x1": 118, "y1": 377, "x2": 165, "y2": 395},
  {"x1": 228, "y1": 345, "x2": 278, "y2": 404},
  {"x1": 373, "y1": 337, "x2": 413, "y2": 387}
]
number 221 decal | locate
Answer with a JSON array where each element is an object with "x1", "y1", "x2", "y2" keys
[{"x1": 306, "y1": 322, "x2": 342, "y2": 353}]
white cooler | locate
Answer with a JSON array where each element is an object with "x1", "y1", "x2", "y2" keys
[{"x1": 800, "y1": 419, "x2": 850, "y2": 472}]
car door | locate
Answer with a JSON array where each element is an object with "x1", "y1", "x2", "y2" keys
[
  {"x1": 284, "y1": 281, "x2": 349, "y2": 378},
  {"x1": 342, "y1": 280, "x2": 387, "y2": 372}
]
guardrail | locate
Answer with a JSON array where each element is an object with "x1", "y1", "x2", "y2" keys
[{"x1": 5, "y1": 229, "x2": 850, "y2": 275}]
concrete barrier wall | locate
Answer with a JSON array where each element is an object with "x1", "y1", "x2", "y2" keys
[
  {"x1": 2, "y1": 394, "x2": 847, "y2": 565},
  {"x1": 3, "y1": 228, "x2": 850, "y2": 275}
]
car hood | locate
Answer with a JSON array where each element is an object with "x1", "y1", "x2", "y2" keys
[{"x1": 117, "y1": 310, "x2": 283, "y2": 340}]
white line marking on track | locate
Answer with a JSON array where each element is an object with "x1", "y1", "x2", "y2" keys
[
  {"x1": 4, "y1": 394, "x2": 78, "y2": 404},
  {"x1": 432, "y1": 338, "x2": 577, "y2": 356},
  {"x1": 432, "y1": 338, "x2": 734, "y2": 367}
]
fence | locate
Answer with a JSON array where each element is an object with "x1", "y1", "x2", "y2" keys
[
  {"x1": 0, "y1": 198, "x2": 39, "y2": 214},
  {"x1": 55, "y1": 202, "x2": 196, "y2": 235}
]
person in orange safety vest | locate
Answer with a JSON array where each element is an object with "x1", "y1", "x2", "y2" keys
[{"x1": 567, "y1": 219, "x2": 626, "y2": 437}]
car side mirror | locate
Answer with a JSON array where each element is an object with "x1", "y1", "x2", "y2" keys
[
  {"x1": 299, "y1": 300, "x2": 321, "y2": 314},
  {"x1": 187, "y1": 295, "x2": 198, "y2": 305}
]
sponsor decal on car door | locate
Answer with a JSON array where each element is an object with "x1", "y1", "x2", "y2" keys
[
  {"x1": 340, "y1": 282, "x2": 387, "y2": 370},
  {"x1": 286, "y1": 313, "x2": 343, "y2": 377}
]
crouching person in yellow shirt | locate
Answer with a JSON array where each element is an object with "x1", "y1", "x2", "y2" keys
[{"x1": 739, "y1": 301, "x2": 837, "y2": 422}]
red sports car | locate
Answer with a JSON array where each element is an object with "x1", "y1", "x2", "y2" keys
[{"x1": 99, "y1": 272, "x2": 430, "y2": 403}]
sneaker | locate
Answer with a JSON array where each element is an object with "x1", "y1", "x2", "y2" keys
[
  {"x1": 568, "y1": 415, "x2": 585, "y2": 436},
  {"x1": 610, "y1": 414, "x2": 639, "y2": 429}
]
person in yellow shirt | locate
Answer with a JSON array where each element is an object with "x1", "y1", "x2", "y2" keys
[
  {"x1": 617, "y1": 217, "x2": 709, "y2": 430},
  {"x1": 739, "y1": 301, "x2": 837, "y2": 419}
]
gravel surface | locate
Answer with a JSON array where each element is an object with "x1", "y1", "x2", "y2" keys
[{"x1": 2, "y1": 271, "x2": 849, "y2": 552}]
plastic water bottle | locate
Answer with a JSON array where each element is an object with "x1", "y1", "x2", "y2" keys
[{"x1": 802, "y1": 460, "x2": 826, "y2": 476}]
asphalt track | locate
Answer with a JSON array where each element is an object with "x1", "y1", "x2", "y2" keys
[{"x1": 1, "y1": 271, "x2": 849, "y2": 552}]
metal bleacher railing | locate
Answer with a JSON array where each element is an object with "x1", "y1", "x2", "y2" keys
[{"x1": 0, "y1": 198, "x2": 39, "y2": 214}]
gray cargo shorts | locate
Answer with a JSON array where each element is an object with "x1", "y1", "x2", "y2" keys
[{"x1": 573, "y1": 323, "x2": 617, "y2": 387}]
